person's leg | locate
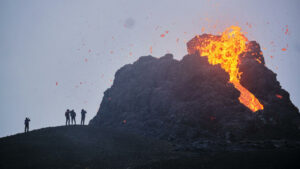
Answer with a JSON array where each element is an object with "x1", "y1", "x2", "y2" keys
[
  {"x1": 83, "y1": 118, "x2": 85, "y2": 125},
  {"x1": 25, "y1": 126, "x2": 26, "y2": 133}
]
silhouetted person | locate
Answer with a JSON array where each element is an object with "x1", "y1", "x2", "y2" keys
[
  {"x1": 80, "y1": 109, "x2": 87, "y2": 125},
  {"x1": 24, "y1": 117, "x2": 30, "y2": 133},
  {"x1": 65, "y1": 109, "x2": 70, "y2": 126},
  {"x1": 71, "y1": 110, "x2": 76, "y2": 125}
]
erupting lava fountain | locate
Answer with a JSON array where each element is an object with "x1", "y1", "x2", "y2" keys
[{"x1": 187, "y1": 26, "x2": 264, "y2": 112}]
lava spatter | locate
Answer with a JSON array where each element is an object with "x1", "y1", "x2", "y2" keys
[{"x1": 187, "y1": 26, "x2": 264, "y2": 112}]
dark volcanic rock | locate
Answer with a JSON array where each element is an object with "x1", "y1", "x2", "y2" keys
[
  {"x1": 90, "y1": 39, "x2": 300, "y2": 150},
  {"x1": 239, "y1": 41, "x2": 300, "y2": 139},
  {"x1": 1, "y1": 126, "x2": 300, "y2": 169},
  {"x1": 0, "y1": 126, "x2": 174, "y2": 169}
]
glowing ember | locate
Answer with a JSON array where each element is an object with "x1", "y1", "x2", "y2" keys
[
  {"x1": 276, "y1": 94, "x2": 283, "y2": 99},
  {"x1": 255, "y1": 58, "x2": 262, "y2": 64},
  {"x1": 188, "y1": 26, "x2": 264, "y2": 112},
  {"x1": 284, "y1": 25, "x2": 289, "y2": 35},
  {"x1": 246, "y1": 22, "x2": 252, "y2": 28}
]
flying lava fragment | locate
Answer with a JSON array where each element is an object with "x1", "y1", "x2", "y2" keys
[
  {"x1": 284, "y1": 25, "x2": 289, "y2": 35},
  {"x1": 187, "y1": 26, "x2": 264, "y2": 112}
]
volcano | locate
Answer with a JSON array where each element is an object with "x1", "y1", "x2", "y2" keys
[
  {"x1": 90, "y1": 27, "x2": 300, "y2": 150},
  {"x1": 1, "y1": 27, "x2": 300, "y2": 169}
]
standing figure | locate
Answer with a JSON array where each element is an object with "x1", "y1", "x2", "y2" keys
[
  {"x1": 24, "y1": 117, "x2": 30, "y2": 133},
  {"x1": 80, "y1": 109, "x2": 87, "y2": 125},
  {"x1": 65, "y1": 109, "x2": 70, "y2": 126},
  {"x1": 71, "y1": 110, "x2": 76, "y2": 125}
]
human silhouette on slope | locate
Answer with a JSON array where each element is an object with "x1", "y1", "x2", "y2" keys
[
  {"x1": 81, "y1": 109, "x2": 87, "y2": 125},
  {"x1": 70, "y1": 110, "x2": 76, "y2": 125},
  {"x1": 65, "y1": 109, "x2": 70, "y2": 126},
  {"x1": 24, "y1": 117, "x2": 30, "y2": 133}
]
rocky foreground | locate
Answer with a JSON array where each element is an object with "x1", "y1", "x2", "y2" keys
[
  {"x1": 0, "y1": 126, "x2": 173, "y2": 169},
  {"x1": 1, "y1": 126, "x2": 300, "y2": 169}
]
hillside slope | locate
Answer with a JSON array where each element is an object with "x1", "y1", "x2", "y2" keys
[
  {"x1": 1, "y1": 126, "x2": 300, "y2": 169},
  {"x1": 0, "y1": 126, "x2": 175, "y2": 169}
]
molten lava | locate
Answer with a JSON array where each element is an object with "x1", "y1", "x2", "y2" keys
[{"x1": 188, "y1": 26, "x2": 264, "y2": 112}]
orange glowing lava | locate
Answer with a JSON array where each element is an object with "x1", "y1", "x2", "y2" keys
[{"x1": 189, "y1": 26, "x2": 264, "y2": 112}]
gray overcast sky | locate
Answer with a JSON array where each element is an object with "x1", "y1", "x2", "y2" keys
[{"x1": 0, "y1": 0, "x2": 299, "y2": 137}]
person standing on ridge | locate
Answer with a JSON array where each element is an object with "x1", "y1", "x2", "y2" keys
[
  {"x1": 65, "y1": 109, "x2": 70, "y2": 126},
  {"x1": 81, "y1": 109, "x2": 87, "y2": 125},
  {"x1": 24, "y1": 117, "x2": 30, "y2": 133},
  {"x1": 71, "y1": 110, "x2": 76, "y2": 125}
]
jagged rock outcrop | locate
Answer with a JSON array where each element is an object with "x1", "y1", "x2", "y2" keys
[{"x1": 90, "y1": 38, "x2": 300, "y2": 150}]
